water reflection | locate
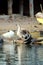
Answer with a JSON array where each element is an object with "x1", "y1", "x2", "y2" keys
[
  {"x1": 3, "y1": 41, "x2": 17, "y2": 65},
  {"x1": 0, "y1": 41, "x2": 43, "y2": 65},
  {"x1": 17, "y1": 43, "x2": 32, "y2": 65}
]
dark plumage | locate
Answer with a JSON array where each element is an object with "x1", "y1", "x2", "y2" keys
[
  {"x1": 24, "y1": 35, "x2": 33, "y2": 44},
  {"x1": 0, "y1": 38, "x2": 4, "y2": 48}
]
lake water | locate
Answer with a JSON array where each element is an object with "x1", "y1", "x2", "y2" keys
[
  {"x1": 0, "y1": 31, "x2": 43, "y2": 65},
  {"x1": 0, "y1": 41, "x2": 43, "y2": 65}
]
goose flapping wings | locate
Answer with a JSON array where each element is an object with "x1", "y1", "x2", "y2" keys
[{"x1": 17, "y1": 24, "x2": 32, "y2": 44}]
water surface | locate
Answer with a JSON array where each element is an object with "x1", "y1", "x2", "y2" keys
[{"x1": 0, "y1": 41, "x2": 43, "y2": 65}]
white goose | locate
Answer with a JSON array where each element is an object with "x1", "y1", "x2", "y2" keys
[
  {"x1": 16, "y1": 24, "x2": 32, "y2": 44},
  {"x1": 2, "y1": 30, "x2": 15, "y2": 42}
]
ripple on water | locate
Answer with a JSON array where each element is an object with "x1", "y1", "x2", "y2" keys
[{"x1": 0, "y1": 40, "x2": 43, "y2": 65}]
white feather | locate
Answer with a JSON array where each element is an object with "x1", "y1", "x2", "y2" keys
[{"x1": 2, "y1": 30, "x2": 14, "y2": 39}]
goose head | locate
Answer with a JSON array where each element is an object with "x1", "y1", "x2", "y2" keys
[
  {"x1": 16, "y1": 24, "x2": 22, "y2": 38},
  {"x1": 17, "y1": 24, "x2": 21, "y2": 30},
  {"x1": 16, "y1": 24, "x2": 21, "y2": 33}
]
